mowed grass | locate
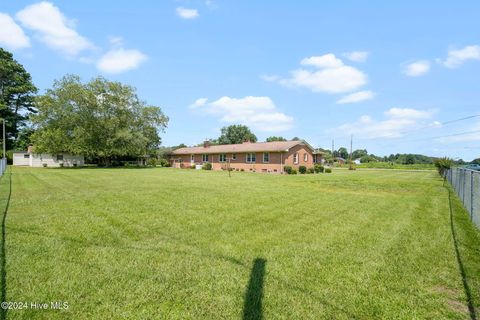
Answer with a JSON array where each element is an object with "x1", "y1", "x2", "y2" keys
[{"x1": 1, "y1": 167, "x2": 479, "y2": 319}]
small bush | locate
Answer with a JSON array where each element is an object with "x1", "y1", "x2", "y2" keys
[
  {"x1": 159, "y1": 159, "x2": 169, "y2": 167},
  {"x1": 283, "y1": 165, "x2": 293, "y2": 174},
  {"x1": 202, "y1": 162, "x2": 212, "y2": 170},
  {"x1": 59, "y1": 163, "x2": 64, "y2": 168},
  {"x1": 147, "y1": 158, "x2": 157, "y2": 167},
  {"x1": 291, "y1": 169, "x2": 297, "y2": 175},
  {"x1": 240, "y1": 168, "x2": 245, "y2": 172},
  {"x1": 190, "y1": 164, "x2": 195, "y2": 169},
  {"x1": 299, "y1": 166, "x2": 307, "y2": 174},
  {"x1": 434, "y1": 157, "x2": 453, "y2": 177},
  {"x1": 307, "y1": 167, "x2": 315, "y2": 174},
  {"x1": 325, "y1": 168, "x2": 332, "y2": 173},
  {"x1": 314, "y1": 164, "x2": 324, "y2": 173}
]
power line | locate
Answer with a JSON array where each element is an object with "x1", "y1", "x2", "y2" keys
[
  {"x1": 399, "y1": 113, "x2": 480, "y2": 135},
  {"x1": 405, "y1": 129, "x2": 480, "y2": 143}
]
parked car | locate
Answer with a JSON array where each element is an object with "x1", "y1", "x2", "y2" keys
[{"x1": 465, "y1": 164, "x2": 480, "y2": 171}]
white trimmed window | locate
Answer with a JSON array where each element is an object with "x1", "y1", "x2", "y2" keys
[
  {"x1": 246, "y1": 153, "x2": 256, "y2": 163},
  {"x1": 304, "y1": 153, "x2": 308, "y2": 162},
  {"x1": 232, "y1": 154, "x2": 237, "y2": 160},
  {"x1": 202, "y1": 154, "x2": 209, "y2": 162},
  {"x1": 293, "y1": 153, "x2": 299, "y2": 164},
  {"x1": 219, "y1": 154, "x2": 227, "y2": 162},
  {"x1": 263, "y1": 152, "x2": 269, "y2": 163}
]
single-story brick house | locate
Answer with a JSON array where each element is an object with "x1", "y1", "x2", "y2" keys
[{"x1": 169, "y1": 140, "x2": 322, "y2": 173}]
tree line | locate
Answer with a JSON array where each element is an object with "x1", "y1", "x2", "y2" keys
[{"x1": 0, "y1": 48, "x2": 168, "y2": 164}]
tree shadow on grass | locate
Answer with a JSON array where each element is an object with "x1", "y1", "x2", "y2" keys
[
  {"x1": 0, "y1": 170, "x2": 12, "y2": 320},
  {"x1": 243, "y1": 258, "x2": 266, "y2": 320}
]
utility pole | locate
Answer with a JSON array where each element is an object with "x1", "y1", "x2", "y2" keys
[
  {"x1": 331, "y1": 139, "x2": 334, "y2": 165},
  {"x1": 2, "y1": 119, "x2": 5, "y2": 159},
  {"x1": 349, "y1": 134, "x2": 353, "y2": 170}
]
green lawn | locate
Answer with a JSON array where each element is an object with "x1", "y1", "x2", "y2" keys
[{"x1": 1, "y1": 167, "x2": 479, "y2": 319}]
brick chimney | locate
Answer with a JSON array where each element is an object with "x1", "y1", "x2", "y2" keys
[{"x1": 203, "y1": 140, "x2": 211, "y2": 148}]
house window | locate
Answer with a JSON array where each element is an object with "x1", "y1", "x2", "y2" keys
[
  {"x1": 23, "y1": 154, "x2": 30, "y2": 159},
  {"x1": 191, "y1": 155, "x2": 194, "y2": 162},
  {"x1": 219, "y1": 154, "x2": 227, "y2": 162},
  {"x1": 263, "y1": 152, "x2": 269, "y2": 163},
  {"x1": 202, "y1": 154, "x2": 209, "y2": 162},
  {"x1": 304, "y1": 153, "x2": 308, "y2": 162},
  {"x1": 246, "y1": 153, "x2": 256, "y2": 163},
  {"x1": 56, "y1": 154, "x2": 64, "y2": 161},
  {"x1": 293, "y1": 153, "x2": 299, "y2": 164},
  {"x1": 232, "y1": 154, "x2": 237, "y2": 160}
]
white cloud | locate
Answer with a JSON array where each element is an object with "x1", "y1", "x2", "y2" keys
[
  {"x1": 96, "y1": 48, "x2": 147, "y2": 74},
  {"x1": 0, "y1": 13, "x2": 30, "y2": 49},
  {"x1": 176, "y1": 7, "x2": 199, "y2": 19},
  {"x1": 344, "y1": 51, "x2": 369, "y2": 63},
  {"x1": 404, "y1": 60, "x2": 430, "y2": 77},
  {"x1": 384, "y1": 107, "x2": 431, "y2": 119},
  {"x1": 440, "y1": 45, "x2": 480, "y2": 68},
  {"x1": 301, "y1": 54, "x2": 344, "y2": 68},
  {"x1": 334, "y1": 108, "x2": 433, "y2": 139},
  {"x1": 336, "y1": 90, "x2": 375, "y2": 104},
  {"x1": 269, "y1": 53, "x2": 368, "y2": 94},
  {"x1": 192, "y1": 96, "x2": 294, "y2": 132},
  {"x1": 189, "y1": 98, "x2": 208, "y2": 109},
  {"x1": 16, "y1": 1, "x2": 93, "y2": 56}
]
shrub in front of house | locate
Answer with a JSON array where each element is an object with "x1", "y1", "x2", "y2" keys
[
  {"x1": 202, "y1": 162, "x2": 212, "y2": 170},
  {"x1": 307, "y1": 167, "x2": 315, "y2": 174},
  {"x1": 325, "y1": 168, "x2": 332, "y2": 173},
  {"x1": 283, "y1": 165, "x2": 293, "y2": 174},
  {"x1": 291, "y1": 169, "x2": 297, "y2": 175},
  {"x1": 159, "y1": 159, "x2": 169, "y2": 167},
  {"x1": 190, "y1": 164, "x2": 195, "y2": 169},
  {"x1": 147, "y1": 158, "x2": 157, "y2": 167},
  {"x1": 299, "y1": 166, "x2": 307, "y2": 174},
  {"x1": 240, "y1": 168, "x2": 245, "y2": 172},
  {"x1": 314, "y1": 164, "x2": 324, "y2": 173}
]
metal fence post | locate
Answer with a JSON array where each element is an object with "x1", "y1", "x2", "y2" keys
[{"x1": 471, "y1": 171, "x2": 474, "y2": 221}]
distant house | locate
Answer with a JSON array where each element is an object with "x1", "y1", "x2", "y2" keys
[
  {"x1": 335, "y1": 157, "x2": 346, "y2": 165},
  {"x1": 13, "y1": 147, "x2": 84, "y2": 167},
  {"x1": 353, "y1": 158, "x2": 361, "y2": 165},
  {"x1": 170, "y1": 140, "x2": 323, "y2": 173}
]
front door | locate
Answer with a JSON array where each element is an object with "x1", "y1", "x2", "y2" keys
[{"x1": 190, "y1": 154, "x2": 194, "y2": 165}]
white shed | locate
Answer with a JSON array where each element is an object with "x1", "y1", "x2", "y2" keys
[
  {"x1": 13, "y1": 151, "x2": 84, "y2": 167},
  {"x1": 13, "y1": 151, "x2": 31, "y2": 166}
]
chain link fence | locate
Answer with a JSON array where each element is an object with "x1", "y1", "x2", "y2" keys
[{"x1": 446, "y1": 167, "x2": 480, "y2": 229}]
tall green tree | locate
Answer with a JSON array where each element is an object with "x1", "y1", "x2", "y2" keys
[
  {"x1": 31, "y1": 75, "x2": 168, "y2": 164},
  {"x1": 266, "y1": 136, "x2": 287, "y2": 142},
  {"x1": 217, "y1": 125, "x2": 257, "y2": 144},
  {"x1": 0, "y1": 48, "x2": 37, "y2": 149},
  {"x1": 336, "y1": 147, "x2": 349, "y2": 159}
]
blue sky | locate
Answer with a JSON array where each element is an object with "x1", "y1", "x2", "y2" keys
[{"x1": 1, "y1": 1, "x2": 480, "y2": 160}]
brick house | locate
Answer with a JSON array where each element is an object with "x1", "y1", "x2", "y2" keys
[{"x1": 169, "y1": 140, "x2": 322, "y2": 173}]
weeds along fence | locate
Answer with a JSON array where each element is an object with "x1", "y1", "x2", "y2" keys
[
  {"x1": 446, "y1": 167, "x2": 480, "y2": 229},
  {"x1": 0, "y1": 159, "x2": 6, "y2": 177}
]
